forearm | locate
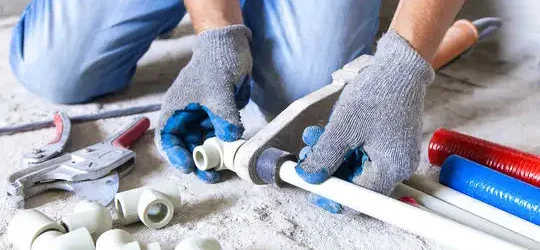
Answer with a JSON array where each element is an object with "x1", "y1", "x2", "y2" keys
[
  {"x1": 185, "y1": 0, "x2": 244, "y2": 34},
  {"x1": 389, "y1": 0, "x2": 465, "y2": 63}
]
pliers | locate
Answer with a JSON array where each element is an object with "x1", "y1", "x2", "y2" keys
[{"x1": 6, "y1": 113, "x2": 150, "y2": 208}]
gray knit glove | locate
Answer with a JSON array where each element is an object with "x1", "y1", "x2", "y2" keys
[
  {"x1": 155, "y1": 25, "x2": 252, "y2": 183},
  {"x1": 296, "y1": 30, "x2": 435, "y2": 196}
]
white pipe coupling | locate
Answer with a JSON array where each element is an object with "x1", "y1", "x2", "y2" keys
[
  {"x1": 8, "y1": 209, "x2": 66, "y2": 250},
  {"x1": 32, "y1": 228, "x2": 95, "y2": 250},
  {"x1": 192, "y1": 137, "x2": 245, "y2": 171},
  {"x1": 96, "y1": 229, "x2": 161, "y2": 250},
  {"x1": 175, "y1": 236, "x2": 222, "y2": 250},
  {"x1": 61, "y1": 200, "x2": 113, "y2": 240},
  {"x1": 115, "y1": 182, "x2": 182, "y2": 229}
]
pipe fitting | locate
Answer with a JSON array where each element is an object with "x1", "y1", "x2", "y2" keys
[
  {"x1": 114, "y1": 182, "x2": 182, "y2": 229},
  {"x1": 96, "y1": 229, "x2": 161, "y2": 250},
  {"x1": 8, "y1": 209, "x2": 66, "y2": 250},
  {"x1": 175, "y1": 236, "x2": 222, "y2": 250},
  {"x1": 138, "y1": 189, "x2": 175, "y2": 229},
  {"x1": 31, "y1": 228, "x2": 95, "y2": 250},
  {"x1": 61, "y1": 200, "x2": 113, "y2": 239},
  {"x1": 192, "y1": 138, "x2": 245, "y2": 171}
]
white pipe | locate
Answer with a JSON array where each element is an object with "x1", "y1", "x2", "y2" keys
[
  {"x1": 137, "y1": 189, "x2": 175, "y2": 229},
  {"x1": 405, "y1": 174, "x2": 540, "y2": 243},
  {"x1": 31, "y1": 228, "x2": 95, "y2": 250},
  {"x1": 278, "y1": 161, "x2": 525, "y2": 250},
  {"x1": 61, "y1": 200, "x2": 113, "y2": 240},
  {"x1": 175, "y1": 236, "x2": 222, "y2": 250},
  {"x1": 96, "y1": 229, "x2": 161, "y2": 250},
  {"x1": 392, "y1": 183, "x2": 540, "y2": 249},
  {"x1": 114, "y1": 182, "x2": 182, "y2": 229},
  {"x1": 8, "y1": 209, "x2": 66, "y2": 250},
  {"x1": 192, "y1": 138, "x2": 245, "y2": 171}
]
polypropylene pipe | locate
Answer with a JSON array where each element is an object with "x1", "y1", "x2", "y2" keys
[
  {"x1": 392, "y1": 183, "x2": 540, "y2": 249},
  {"x1": 61, "y1": 200, "x2": 113, "y2": 240},
  {"x1": 114, "y1": 182, "x2": 182, "y2": 229},
  {"x1": 96, "y1": 229, "x2": 161, "y2": 250},
  {"x1": 278, "y1": 161, "x2": 524, "y2": 250},
  {"x1": 405, "y1": 174, "x2": 540, "y2": 243},
  {"x1": 175, "y1": 236, "x2": 222, "y2": 250},
  {"x1": 31, "y1": 228, "x2": 95, "y2": 250},
  {"x1": 440, "y1": 155, "x2": 540, "y2": 225},
  {"x1": 428, "y1": 128, "x2": 540, "y2": 187},
  {"x1": 193, "y1": 141, "x2": 527, "y2": 249},
  {"x1": 8, "y1": 209, "x2": 66, "y2": 250},
  {"x1": 192, "y1": 138, "x2": 245, "y2": 172}
]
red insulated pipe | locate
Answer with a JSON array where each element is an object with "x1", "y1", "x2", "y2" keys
[{"x1": 428, "y1": 128, "x2": 540, "y2": 188}]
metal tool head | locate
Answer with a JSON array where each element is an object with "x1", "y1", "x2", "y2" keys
[
  {"x1": 71, "y1": 171, "x2": 120, "y2": 206},
  {"x1": 22, "y1": 112, "x2": 71, "y2": 167},
  {"x1": 7, "y1": 117, "x2": 149, "y2": 208},
  {"x1": 7, "y1": 158, "x2": 135, "y2": 209}
]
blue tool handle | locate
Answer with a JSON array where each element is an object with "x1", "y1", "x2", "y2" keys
[{"x1": 440, "y1": 155, "x2": 540, "y2": 225}]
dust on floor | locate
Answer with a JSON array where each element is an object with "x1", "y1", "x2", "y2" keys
[{"x1": 1, "y1": 2, "x2": 540, "y2": 249}]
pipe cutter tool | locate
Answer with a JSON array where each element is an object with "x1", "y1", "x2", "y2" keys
[{"x1": 6, "y1": 113, "x2": 150, "y2": 208}]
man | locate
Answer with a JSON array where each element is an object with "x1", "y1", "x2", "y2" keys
[{"x1": 10, "y1": 0, "x2": 464, "y2": 213}]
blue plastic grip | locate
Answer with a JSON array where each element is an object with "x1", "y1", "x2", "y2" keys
[{"x1": 440, "y1": 155, "x2": 540, "y2": 225}]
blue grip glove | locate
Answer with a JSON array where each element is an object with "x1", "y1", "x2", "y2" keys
[
  {"x1": 299, "y1": 125, "x2": 369, "y2": 213},
  {"x1": 155, "y1": 25, "x2": 252, "y2": 183},
  {"x1": 296, "y1": 31, "x2": 434, "y2": 198}
]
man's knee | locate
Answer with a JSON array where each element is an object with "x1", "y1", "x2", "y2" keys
[
  {"x1": 9, "y1": 0, "x2": 185, "y2": 104},
  {"x1": 19, "y1": 75, "x2": 104, "y2": 105},
  {"x1": 11, "y1": 61, "x2": 108, "y2": 105},
  {"x1": 11, "y1": 57, "x2": 131, "y2": 104},
  {"x1": 10, "y1": 24, "x2": 128, "y2": 104}
]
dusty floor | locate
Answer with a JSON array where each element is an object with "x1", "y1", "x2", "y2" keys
[{"x1": 1, "y1": 1, "x2": 540, "y2": 249}]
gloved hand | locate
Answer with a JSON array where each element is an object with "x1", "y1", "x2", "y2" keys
[
  {"x1": 296, "y1": 30, "x2": 435, "y2": 213},
  {"x1": 155, "y1": 25, "x2": 252, "y2": 183}
]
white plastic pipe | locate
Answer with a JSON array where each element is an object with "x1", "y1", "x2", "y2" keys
[
  {"x1": 405, "y1": 174, "x2": 540, "y2": 243},
  {"x1": 31, "y1": 228, "x2": 95, "y2": 250},
  {"x1": 8, "y1": 209, "x2": 66, "y2": 250},
  {"x1": 96, "y1": 229, "x2": 161, "y2": 250},
  {"x1": 115, "y1": 182, "x2": 182, "y2": 229},
  {"x1": 61, "y1": 200, "x2": 113, "y2": 240},
  {"x1": 138, "y1": 189, "x2": 175, "y2": 229},
  {"x1": 192, "y1": 138, "x2": 245, "y2": 171},
  {"x1": 278, "y1": 161, "x2": 525, "y2": 250},
  {"x1": 175, "y1": 236, "x2": 222, "y2": 250},
  {"x1": 392, "y1": 183, "x2": 540, "y2": 249}
]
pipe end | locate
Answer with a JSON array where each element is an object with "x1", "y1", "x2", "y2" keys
[{"x1": 193, "y1": 143, "x2": 221, "y2": 171}]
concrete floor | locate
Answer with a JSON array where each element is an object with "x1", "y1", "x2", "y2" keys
[{"x1": 1, "y1": 1, "x2": 540, "y2": 249}]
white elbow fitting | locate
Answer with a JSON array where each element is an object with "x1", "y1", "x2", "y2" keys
[
  {"x1": 192, "y1": 137, "x2": 245, "y2": 171},
  {"x1": 31, "y1": 228, "x2": 95, "y2": 250},
  {"x1": 61, "y1": 200, "x2": 113, "y2": 239},
  {"x1": 175, "y1": 236, "x2": 222, "y2": 250},
  {"x1": 8, "y1": 209, "x2": 66, "y2": 250},
  {"x1": 96, "y1": 229, "x2": 161, "y2": 250},
  {"x1": 114, "y1": 182, "x2": 182, "y2": 229}
]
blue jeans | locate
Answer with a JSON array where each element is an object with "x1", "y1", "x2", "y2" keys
[{"x1": 10, "y1": 0, "x2": 380, "y2": 116}]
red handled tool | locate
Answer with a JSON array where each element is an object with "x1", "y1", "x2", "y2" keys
[{"x1": 7, "y1": 115, "x2": 150, "y2": 208}]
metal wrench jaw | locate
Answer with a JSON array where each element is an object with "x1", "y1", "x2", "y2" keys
[
  {"x1": 22, "y1": 112, "x2": 71, "y2": 167},
  {"x1": 9, "y1": 167, "x2": 133, "y2": 208},
  {"x1": 7, "y1": 117, "x2": 150, "y2": 208},
  {"x1": 9, "y1": 147, "x2": 135, "y2": 192},
  {"x1": 7, "y1": 150, "x2": 136, "y2": 208}
]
